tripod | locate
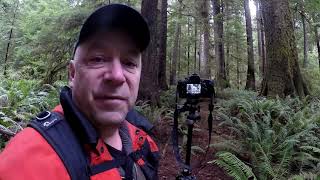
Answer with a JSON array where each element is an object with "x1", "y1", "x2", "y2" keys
[{"x1": 175, "y1": 100, "x2": 200, "y2": 180}]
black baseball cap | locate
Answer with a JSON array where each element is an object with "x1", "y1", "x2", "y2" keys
[{"x1": 74, "y1": 4, "x2": 150, "y2": 53}]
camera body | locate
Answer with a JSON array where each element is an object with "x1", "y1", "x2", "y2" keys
[{"x1": 177, "y1": 74, "x2": 215, "y2": 99}]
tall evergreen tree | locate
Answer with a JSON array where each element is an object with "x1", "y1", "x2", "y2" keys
[
  {"x1": 158, "y1": 0, "x2": 168, "y2": 90},
  {"x1": 140, "y1": 0, "x2": 160, "y2": 106},
  {"x1": 211, "y1": 0, "x2": 229, "y2": 88},
  {"x1": 260, "y1": 0, "x2": 309, "y2": 97},
  {"x1": 244, "y1": 0, "x2": 255, "y2": 90}
]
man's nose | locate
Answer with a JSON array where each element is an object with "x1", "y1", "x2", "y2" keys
[{"x1": 103, "y1": 58, "x2": 126, "y2": 84}]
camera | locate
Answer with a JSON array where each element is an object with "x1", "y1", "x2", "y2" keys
[
  {"x1": 177, "y1": 74, "x2": 215, "y2": 99},
  {"x1": 173, "y1": 74, "x2": 215, "y2": 179}
]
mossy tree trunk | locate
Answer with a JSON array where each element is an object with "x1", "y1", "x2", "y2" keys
[
  {"x1": 260, "y1": 0, "x2": 309, "y2": 98},
  {"x1": 158, "y1": 0, "x2": 168, "y2": 90},
  {"x1": 211, "y1": 0, "x2": 229, "y2": 88},
  {"x1": 140, "y1": 0, "x2": 160, "y2": 106},
  {"x1": 199, "y1": 0, "x2": 210, "y2": 79}
]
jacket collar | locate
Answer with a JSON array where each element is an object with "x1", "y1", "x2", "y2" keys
[{"x1": 60, "y1": 86, "x2": 99, "y2": 145}]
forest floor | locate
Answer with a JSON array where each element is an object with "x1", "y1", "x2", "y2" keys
[{"x1": 154, "y1": 101, "x2": 233, "y2": 180}]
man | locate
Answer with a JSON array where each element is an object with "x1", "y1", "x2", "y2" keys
[{"x1": 0, "y1": 4, "x2": 159, "y2": 180}]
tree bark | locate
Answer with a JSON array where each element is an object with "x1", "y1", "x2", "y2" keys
[
  {"x1": 244, "y1": 0, "x2": 255, "y2": 90},
  {"x1": 178, "y1": 31, "x2": 181, "y2": 79},
  {"x1": 169, "y1": 0, "x2": 182, "y2": 85},
  {"x1": 309, "y1": 13, "x2": 320, "y2": 70},
  {"x1": 139, "y1": 0, "x2": 160, "y2": 106},
  {"x1": 255, "y1": 0, "x2": 262, "y2": 76},
  {"x1": 315, "y1": 26, "x2": 320, "y2": 70},
  {"x1": 194, "y1": 17, "x2": 198, "y2": 74},
  {"x1": 211, "y1": 0, "x2": 228, "y2": 88},
  {"x1": 199, "y1": 0, "x2": 210, "y2": 79},
  {"x1": 158, "y1": 0, "x2": 168, "y2": 90},
  {"x1": 255, "y1": 0, "x2": 267, "y2": 77},
  {"x1": 300, "y1": 1, "x2": 308, "y2": 68},
  {"x1": 187, "y1": 17, "x2": 190, "y2": 75},
  {"x1": 260, "y1": 0, "x2": 309, "y2": 98},
  {"x1": 170, "y1": 22, "x2": 181, "y2": 85}
]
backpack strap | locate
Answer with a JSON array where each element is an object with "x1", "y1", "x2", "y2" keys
[
  {"x1": 28, "y1": 109, "x2": 156, "y2": 180},
  {"x1": 28, "y1": 111, "x2": 90, "y2": 180}
]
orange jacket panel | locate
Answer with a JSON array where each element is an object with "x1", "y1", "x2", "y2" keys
[{"x1": 0, "y1": 127, "x2": 70, "y2": 180}]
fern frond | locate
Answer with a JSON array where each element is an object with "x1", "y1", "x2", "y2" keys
[
  {"x1": 300, "y1": 146, "x2": 320, "y2": 154},
  {"x1": 288, "y1": 172, "x2": 319, "y2": 180},
  {"x1": 209, "y1": 151, "x2": 257, "y2": 180}
]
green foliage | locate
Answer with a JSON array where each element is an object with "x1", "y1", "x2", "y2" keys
[
  {"x1": 210, "y1": 89, "x2": 320, "y2": 180},
  {"x1": 289, "y1": 172, "x2": 320, "y2": 180},
  {"x1": 134, "y1": 100, "x2": 173, "y2": 125},
  {"x1": 159, "y1": 85, "x2": 177, "y2": 108},
  {"x1": 209, "y1": 151, "x2": 257, "y2": 180},
  {"x1": 302, "y1": 68, "x2": 320, "y2": 98},
  {"x1": 0, "y1": 79, "x2": 62, "y2": 137},
  {"x1": 134, "y1": 86, "x2": 176, "y2": 124}
]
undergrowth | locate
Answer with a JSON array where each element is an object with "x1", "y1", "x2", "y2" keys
[
  {"x1": 210, "y1": 88, "x2": 320, "y2": 180},
  {"x1": 0, "y1": 79, "x2": 64, "y2": 149}
]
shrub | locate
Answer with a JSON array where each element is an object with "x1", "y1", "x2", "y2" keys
[{"x1": 210, "y1": 89, "x2": 320, "y2": 180}]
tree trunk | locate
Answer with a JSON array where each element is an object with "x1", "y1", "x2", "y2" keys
[
  {"x1": 226, "y1": 40, "x2": 230, "y2": 80},
  {"x1": 139, "y1": 0, "x2": 160, "y2": 106},
  {"x1": 169, "y1": 0, "x2": 182, "y2": 85},
  {"x1": 236, "y1": 42, "x2": 240, "y2": 89},
  {"x1": 199, "y1": 0, "x2": 210, "y2": 79},
  {"x1": 158, "y1": 0, "x2": 168, "y2": 90},
  {"x1": 211, "y1": 0, "x2": 228, "y2": 88},
  {"x1": 301, "y1": 14, "x2": 308, "y2": 68},
  {"x1": 4, "y1": 28, "x2": 13, "y2": 77},
  {"x1": 244, "y1": 0, "x2": 255, "y2": 90},
  {"x1": 178, "y1": 31, "x2": 181, "y2": 80},
  {"x1": 315, "y1": 26, "x2": 320, "y2": 70},
  {"x1": 261, "y1": 20, "x2": 267, "y2": 78},
  {"x1": 170, "y1": 22, "x2": 181, "y2": 85},
  {"x1": 194, "y1": 17, "x2": 198, "y2": 73},
  {"x1": 256, "y1": 0, "x2": 262, "y2": 75},
  {"x1": 256, "y1": 0, "x2": 267, "y2": 77},
  {"x1": 3, "y1": 1, "x2": 19, "y2": 77},
  {"x1": 309, "y1": 13, "x2": 320, "y2": 70},
  {"x1": 187, "y1": 17, "x2": 190, "y2": 75},
  {"x1": 199, "y1": 34, "x2": 206, "y2": 77},
  {"x1": 260, "y1": 0, "x2": 309, "y2": 98}
]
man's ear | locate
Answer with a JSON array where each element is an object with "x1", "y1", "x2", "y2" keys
[{"x1": 68, "y1": 60, "x2": 75, "y2": 88}]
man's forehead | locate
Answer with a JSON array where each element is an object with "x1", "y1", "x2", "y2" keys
[{"x1": 75, "y1": 32, "x2": 141, "y2": 56}]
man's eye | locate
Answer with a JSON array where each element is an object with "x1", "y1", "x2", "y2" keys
[
  {"x1": 90, "y1": 57, "x2": 105, "y2": 63},
  {"x1": 124, "y1": 61, "x2": 137, "y2": 67},
  {"x1": 123, "y1": 59, "x2": 138, "y2": 69}
]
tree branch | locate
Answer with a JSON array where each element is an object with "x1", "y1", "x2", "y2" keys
[{"x1": 0, "y1": 124, "x2": 15, "y2": 137}]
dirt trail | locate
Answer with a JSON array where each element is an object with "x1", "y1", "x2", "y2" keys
[{"x1": 155, "y1": 101, "x2": 232, "y2": 180}]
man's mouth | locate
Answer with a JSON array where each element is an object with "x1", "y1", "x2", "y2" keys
[
  {"x1": 94, "y1": 95, "x2": 127, "y2": 105},
  {"x1": 95, "y1": 95, "x2": 126, "y2": 100}
]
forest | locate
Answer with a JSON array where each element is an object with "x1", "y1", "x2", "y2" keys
[{"x1": 0, "y1": 0, "x2": 320, "y2": 179}]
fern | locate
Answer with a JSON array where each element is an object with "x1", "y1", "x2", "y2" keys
[
  {"x1": 212, "y1": 89, "x2": 320, "y2": 179},
  {"x1": 300, "y1": 146, "x2": 320, "y2": 154},
  {"x1": 209, "y1": 151, "x2": 257, "y2": 180},
  {"x1": 288, "y1": 172, "x2": 320, "y2": 180}
]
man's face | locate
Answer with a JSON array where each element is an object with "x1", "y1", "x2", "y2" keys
[{"x1": 69, "y1": 32, "x2": 141, "y2": 127}]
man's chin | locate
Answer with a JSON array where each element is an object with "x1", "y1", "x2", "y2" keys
[{"x1": 94, "y1": 112, "x2": 127, "y2": 126}]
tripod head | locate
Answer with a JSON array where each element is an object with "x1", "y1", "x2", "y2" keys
[{"x1": 179, "y1": 98, "x2": 201, "y2": 124}]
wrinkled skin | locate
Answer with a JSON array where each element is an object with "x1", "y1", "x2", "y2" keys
[{"x1": 69, "y1": 32, "x2": 141, "y2": 130}]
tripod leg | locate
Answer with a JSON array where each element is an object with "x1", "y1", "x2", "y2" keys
[{"x1": 185, "y1": 123, "x2": 194, "y2": 166}]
